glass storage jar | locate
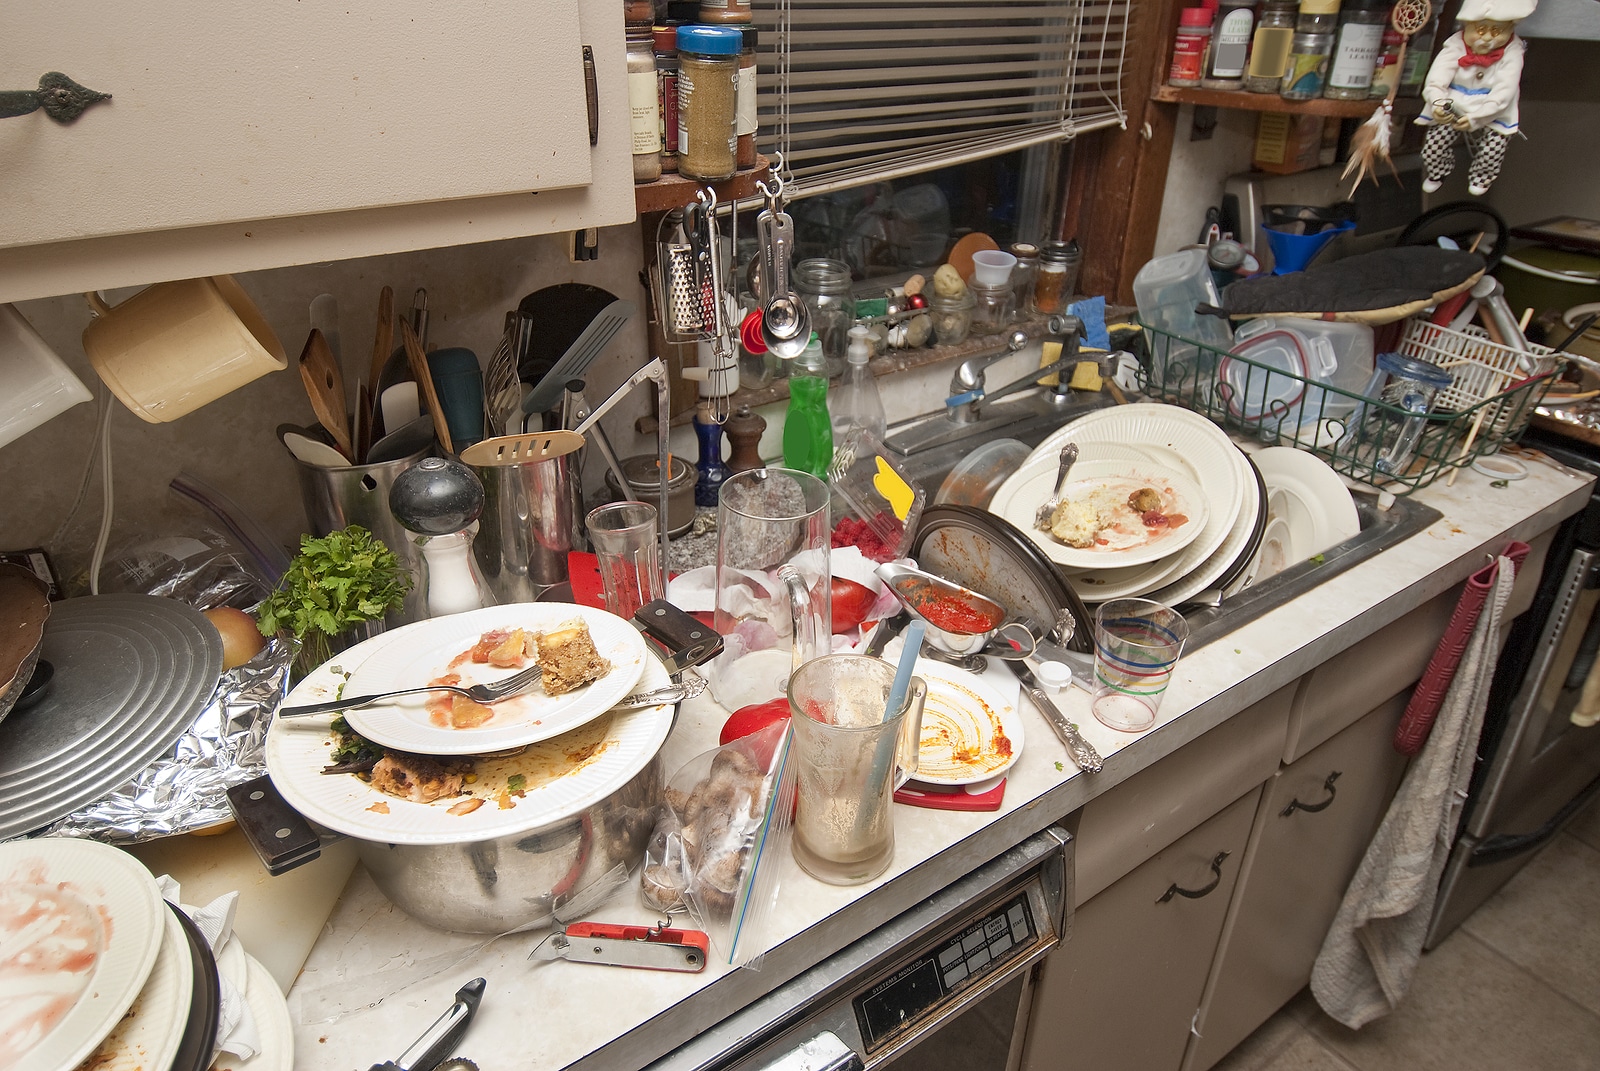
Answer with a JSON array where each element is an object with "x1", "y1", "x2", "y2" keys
[
  {"x1": 793, "y1": 258, "x2": 856, "y2": 377},
  {"x1": 676, "y1": 25, "x2": 741, "y2": 181},
  {"x1": 1245, "y1": 0, "x2": 1297, "y2": 92},
  {"x1": 627, "y1": 29, "x2": 662, "y2": 182},
  {"x1": 1033, "y1": 239, "x2": 1081, "y2": 315},
  {"x1": 1008, "y1": 242, "x2": 1040, "y2": 315},
  {"x1": 968, "y1": 278, "x2": 1015, "y2": 335},
  {"x1": 929, "y1": 289, "x2": 976, "y2": 347}
]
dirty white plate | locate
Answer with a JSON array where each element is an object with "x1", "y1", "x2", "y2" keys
[
  {"x1": 266, "y1": 654, "x2": 674, "y2": 846},
  {"x1": 0, "y1": 839, "x2": 165, "y2": 1071},
  {"x1": 214, "y1": 953, "x2": 294, "y2": 1071},
  {"x1": 1251, "y1": 447, "x2": 1359, "y2": 562},
  {"x1": 992, "y1": 458, "x2": 1208, "y2": 569},
  {"x1": 343, "y1": 603, "x2": 647, "y2": 754},
  {"x1": 69, "y1": 906, "x2": 192, "y2": 1071},
  {"x1": 913, "y1": 659, "x2": 1024, "y2": 786}
]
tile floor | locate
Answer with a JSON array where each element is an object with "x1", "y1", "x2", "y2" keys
[{"x1": 1210, "y1": 794, "x2": 1600, "y2": 1071}]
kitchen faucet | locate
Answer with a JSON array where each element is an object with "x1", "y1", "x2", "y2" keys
[{"x1": 944, "y1": 318, "x2": 1086, "y2": 424}]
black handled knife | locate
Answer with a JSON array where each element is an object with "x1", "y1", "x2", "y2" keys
[
  {"x1": 632, "y1": 600, "x2": 723, "y2": 676},
  {"x1": 1002, "y1": 660, "x2": 1103, "y2": 774}
]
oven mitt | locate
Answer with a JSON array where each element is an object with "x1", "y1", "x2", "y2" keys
[
  {"x1": 1393, "y1": 540, "x2": 1530, "y2": 757},
  {"x1": 1217, "y1": 247, "x2": 1486, "y2": 327}
]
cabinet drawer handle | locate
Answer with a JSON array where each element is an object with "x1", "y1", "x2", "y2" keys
[
  {"x1": 582, "y1": 46, "x2": 598, "y2": 146},
  {"x1": 1281, "y1": 770, "x2": 1342, "y2": 817},
  {"x1": 0, "y1": 72, "x2": 111, "y2": 124},
  {"x1": 1156, "y1": 850, "x2": 1230, "y2": 903}
]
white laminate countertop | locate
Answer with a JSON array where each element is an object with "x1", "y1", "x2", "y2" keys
[{"x1": 265, "y1": 448, "x2": 1590, "y2": 1071}]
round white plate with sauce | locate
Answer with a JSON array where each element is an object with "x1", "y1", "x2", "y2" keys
[{"x1": 912, "y1": 659, "x2": 1024, "y2": 786}]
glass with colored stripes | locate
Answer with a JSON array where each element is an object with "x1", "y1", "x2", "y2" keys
[{"x1": 1091, "y1": 598, "x2": 1189, "y2": 733}]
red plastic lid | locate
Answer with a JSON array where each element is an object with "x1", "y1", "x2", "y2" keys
[{"x1": 1179, "y1": 7, "x2": 1214, "y2": 26}]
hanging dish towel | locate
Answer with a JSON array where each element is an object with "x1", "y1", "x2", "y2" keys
[
  {"x1": 1393, "y1": 542, "x2": 1529, "y2": 756},
  {"x1": 1310, "y1": 554, "x2": 1516, "y2": 1029}
]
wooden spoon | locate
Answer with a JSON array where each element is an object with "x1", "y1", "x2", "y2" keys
[
  {"x1": 297, "y1": 329, "x2": 352, "y2": 459},
  {"x1": 400, "y1": 318, "x2": 454, "y2": 456}
]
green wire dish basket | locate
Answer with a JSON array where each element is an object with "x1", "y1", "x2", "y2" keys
[{"x1": 1137, "y1": 316, "x2": 1564, "y2": 493}]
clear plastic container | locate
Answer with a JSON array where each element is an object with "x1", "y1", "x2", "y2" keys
[
  {"x1": 934, "y1": 438, "x2": 1032, "y2": 507},
  {"x1": 827, "y1": 427, "x2": 926, "y2": 559},
  {"x1": 1223, "y1": 317, "x2": 1375, "y2": 427},
  {"x1": 1133, "y1": 249, "x2": 1235, "y2": 400}
]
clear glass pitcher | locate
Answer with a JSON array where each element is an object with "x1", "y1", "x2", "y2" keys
[
  {"x1": 710, "y1": 467, "x2": 832, "y2": 708},
  {"x1": 788, "y1": 654, "x2": 927, "y2": 885}
]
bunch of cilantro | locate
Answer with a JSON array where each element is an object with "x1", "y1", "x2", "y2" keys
[{"x1": 257, "y1": 526, "x2": 411, "y2": 646}]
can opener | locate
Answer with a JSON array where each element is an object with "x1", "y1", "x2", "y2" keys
[{"x1": 528, "y1": 921, "x2": 709, "y2": 972}]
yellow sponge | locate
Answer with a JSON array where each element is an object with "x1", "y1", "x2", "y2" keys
[
  {"x1": 1068, "y1": 361, "x2": 1103, "y2": 392},
  {"x1": 1034, "y1": 341, "x2": 1060, "y2": 387}
]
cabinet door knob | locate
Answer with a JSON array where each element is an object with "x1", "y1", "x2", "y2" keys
[
  {"x1": 1157, "y1": 850, "x2": 1230, "y2": 903},
  {"x1": 1281, "y1": 770, "x2": 1343, "y2": 817},
  {"x1": 0, "y1": 72, "x2": 111, "y2": 124}
]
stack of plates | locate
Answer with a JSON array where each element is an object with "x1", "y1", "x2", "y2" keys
[
  {"x1": 991, "y1": 405, "x2": 1266, "y2": 603},
  {"x1": 1, "y1": 838, "x2": 293, "y2": 1071},
  {"x1": 990, "y1": 406, "x2": 1361, "y2": 605}
]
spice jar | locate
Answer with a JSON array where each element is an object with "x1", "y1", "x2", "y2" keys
[
  {"x1": 676, "y1": 25, "x2": 741, "y2": 181},
  {"x1": 1280, "y1": 30, "x2": 1334, "y2": 100},
  {"x1": 793, "y1": 259, "x2": 856, "y2": 377},
  {"x1": 1202, "y1": 0, "x2": 1258, "y2": 91},
  {"x1": 655, "y1": 24, "x2": 679, "y2": 171},
  {"x1": 1323, "y1": 0, "x2": 1386, "y2": 100},
  {"x1": 699, "y1": 0, "x2": 751, "y2": 24},
  {"x1": 1009, "y1": 242, "x2": 1041, "y2": 315},
  {"x1": 969, "y1": 278, "x2": 1015, "y2": 336},
  {"x1": 929, "y1": 289, "x2": 976, "y2": 347},
  {"x1": 1167, "y1": 8, "x2": 1213, "y2": 88},
  {"x1": 627, "y1": 29, "x2": 662, "y2": 182},
  {"x1": 1368, "y1": 26, "x2": 1405, "y2": 99},
  {"x1": 624, "y1": 0, "x2": 655, "y2": 28},
  {"x1": 1245, "y1": 0, "x2": 1297, "y2": 93},
  {"x1": 1033, "y1": 239, "x2": 1081, "y2": 316},
  {"x1": 737, "y1": 26, "x2": 759, "y2": 170}
]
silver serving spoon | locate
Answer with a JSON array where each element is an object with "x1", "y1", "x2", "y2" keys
[{"x1": 1034, "y1": 443, "x2": 1081, "y2": 531}]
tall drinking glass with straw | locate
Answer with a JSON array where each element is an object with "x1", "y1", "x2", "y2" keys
[{"x1": 787, "y1": 624, "x2": 927, "y2": 885}]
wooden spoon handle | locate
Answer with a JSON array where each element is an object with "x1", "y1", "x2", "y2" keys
[
  {"x1": 400, "y1": 318, "x2": 454, "y2": 456},
  {"x1": 298, "y1": 329, "x2": 353, "y2": 460}
]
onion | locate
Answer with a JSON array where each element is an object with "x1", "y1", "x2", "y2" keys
[{"x1": 204, "y1": 606, "x2": 266, "y2": 669}]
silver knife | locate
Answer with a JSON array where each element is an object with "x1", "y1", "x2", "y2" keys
[{"x1": 1002, "y1": 659, "x2": 1103, "y2": 774}]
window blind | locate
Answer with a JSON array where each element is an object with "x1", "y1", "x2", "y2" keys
[{"x1": 754, "y1": 0, "x2": 1133, "y2": 198}]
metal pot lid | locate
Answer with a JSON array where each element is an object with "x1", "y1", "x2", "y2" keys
[
  {"x1": 264, "y1": 627, "x2": 676, "y2": 846},
  {"x1": 0, "y1": 595, "x2": 222, "y2": 840},
  {"x1": 911, "y1": 504, "x2": 1093, "y2": 653}
]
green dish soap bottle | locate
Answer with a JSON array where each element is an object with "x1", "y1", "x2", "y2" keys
[{"x1": 782, "y1": 333, "x2": 833, "y2": 478}]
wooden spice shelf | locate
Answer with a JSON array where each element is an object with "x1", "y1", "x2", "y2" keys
[
  {"x1": 634, "y1": 154, "x2": 773, "y2": 215},
  {"x1": 1152, "y1": 85, "x2": 1423, "y2": 119}
]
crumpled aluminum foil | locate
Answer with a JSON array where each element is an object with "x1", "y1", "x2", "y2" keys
[{"x1": 41, "y1": 636, "x2": 292, "y2": 843}]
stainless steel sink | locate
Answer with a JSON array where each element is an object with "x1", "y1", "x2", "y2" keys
[{"x1": 890, "y1": 386, "x2": 1444, "y2": 653}]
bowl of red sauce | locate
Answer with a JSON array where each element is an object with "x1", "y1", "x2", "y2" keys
[{"x1": 875, "y1": 562, "x2": 1013, "y2": 657}]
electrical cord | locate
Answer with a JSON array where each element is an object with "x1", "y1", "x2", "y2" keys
[{"x1": 88, "y1": 387, "x2": 115, "y2": 595}]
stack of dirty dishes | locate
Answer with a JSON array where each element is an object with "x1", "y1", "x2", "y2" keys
[{"x1": 987, "y1": 404, "x2": 1265, "y2": 603}]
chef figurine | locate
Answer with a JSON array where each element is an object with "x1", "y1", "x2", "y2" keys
[{"x1": 1415, "y1": 0, "x2": 1535, "y2": 196}]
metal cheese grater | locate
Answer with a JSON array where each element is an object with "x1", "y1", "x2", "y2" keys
[{"x1": 656, "y1": 194, "x2": 726, "y2": 345}]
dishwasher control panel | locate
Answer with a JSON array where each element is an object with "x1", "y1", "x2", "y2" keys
[{"x1": 855, "y1": 893, "x2": 1035, "y2": 1052}]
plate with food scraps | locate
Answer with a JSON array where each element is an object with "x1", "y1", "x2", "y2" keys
[
  {"x1": 341, "y1": 603, "x2": 649, "y2": 754},
  {"x1": 912, "y1": 658, "x2": 1023, "y2": 786},
  {"x1": 991, "y1": 458, "x2": 1209, "y2": 569},
  {"x1": 264, "y1": 652, "x2": 675, "y2": 845},
  {"x1": 0, "y1": 838, "x2": 166, "y2": 1071}
]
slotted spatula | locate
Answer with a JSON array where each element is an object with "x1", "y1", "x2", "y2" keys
[{"x1": 521, "y1": 299, "x2": 636, "y2": 418}]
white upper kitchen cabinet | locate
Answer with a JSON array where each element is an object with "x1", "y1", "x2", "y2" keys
[{"x1": 0, "y1": 1, "x2": 635, "y2": 303}]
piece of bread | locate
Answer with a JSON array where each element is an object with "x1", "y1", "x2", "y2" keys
[
  {"x1": 535, "y1": 619, "x2": 611, "y2": 696},
  {"x1": 1050, "y1": 499, "x2": 1101, "y2": 548}
]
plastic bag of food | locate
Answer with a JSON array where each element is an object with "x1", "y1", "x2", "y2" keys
[{"x1": 640, "y1": 719, "x2": 795, "y2": 969}]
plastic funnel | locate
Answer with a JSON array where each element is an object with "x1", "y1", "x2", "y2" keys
[{"x1": 1261, "y1": 219, "x2": 1355, "y2": 275}]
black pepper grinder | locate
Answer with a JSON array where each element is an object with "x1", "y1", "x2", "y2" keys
[{"x1": 693, "y1": 401, "x2": 730, "y2": 507}]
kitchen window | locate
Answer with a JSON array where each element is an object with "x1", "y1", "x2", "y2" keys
[{"x1": 750, "y1": 0, "x2": 1131, "y2": 277}]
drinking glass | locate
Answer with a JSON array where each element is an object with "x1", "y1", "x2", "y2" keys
[
  {"x1": 788, "y1": 654, "x2": 926, "y2": 885},
  {"x1": 586, "y1": 501, "x2": 663, "y2": 619},
  {"x1": 1091, "y1": 598, "x2": 1189, "y2": 733},
  {"x1": 711, "y1": 467, "x2": 831, "y2": 709}
]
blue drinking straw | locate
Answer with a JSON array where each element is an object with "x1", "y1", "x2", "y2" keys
[{"x1": 885, "y1": 621, "x2": 925, "y2": 724}]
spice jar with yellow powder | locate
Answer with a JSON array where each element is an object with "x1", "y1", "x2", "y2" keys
[{"x1": 676, "y1": 25, "x2": 741, "y2": 181}]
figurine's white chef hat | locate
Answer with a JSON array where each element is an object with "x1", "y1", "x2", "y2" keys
[{"x1": 1456, "y1": 0, "x2": 1537, "y2": 21}]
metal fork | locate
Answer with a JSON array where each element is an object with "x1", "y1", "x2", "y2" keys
[
  {"x1": 278, "y1": 663, "x2": 545, "y2": 718},
  {"x1": 1034, "y1": 443, "x2": 1081, "y2": 531}
]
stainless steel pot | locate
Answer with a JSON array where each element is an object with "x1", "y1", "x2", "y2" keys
[{"x1": 356, "y1": 756, "x2": 663, "y2": 933}]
